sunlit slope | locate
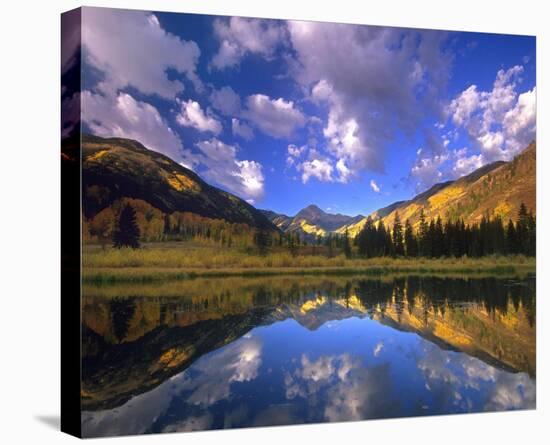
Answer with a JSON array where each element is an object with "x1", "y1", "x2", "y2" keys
[
  {"x1": 340, "y1": 142, "x2": 535, "y2": 236},
  {"x1": 262, "y1": 204, "x2": 364, "y2": 240},
  {"x1": 79, "y1": 134, "x2": 275, "y2": 230}
]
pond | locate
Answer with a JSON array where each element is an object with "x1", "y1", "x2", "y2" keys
[{"x1": 80, "y1": 274, "x2": 536, "y2": 437}]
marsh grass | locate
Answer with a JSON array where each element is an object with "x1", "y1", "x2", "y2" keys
[{"x1": 82, "y1": 243, "x2": 534, "y2": 283}]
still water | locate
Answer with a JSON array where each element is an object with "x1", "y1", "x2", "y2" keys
[{"x1": 81, "y1": 275, "x2": 536, "y2": 437}]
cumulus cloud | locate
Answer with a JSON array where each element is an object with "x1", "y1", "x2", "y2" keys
[
  {"x1": 211, "y1": 17, "x2": 285, "y2": 70},
  {"x1": 448, "y1": 85, "x2": 481, "y2": 127},
  {"x1": 410, "y1": 145, "x2": 491, "y2": 192},
  {"x1": 286, "y1": 143, "x2": 306, "y2": 166},
  {"x1": 82, "y1": 91, "x2": 183, "y2": 160},
  {"x1": 370, "y1": 180, "x2": 381, "y2": 194},
  {"x1": 232, "y1": 118, "x2": 254, "y2": 140},
  {"x1": 287, "y1": 144, "x2": 306, "y2": 158},
  {"x1": 410, "y1": 149, "x2": 449, "y2": 192},
  {"x1": 183, "y1": 138, "x2": 265, "y2": 201},
  {"x1": 409, "y1": 65, "x2": 536, "y2": 191},
  {"x1": 288, "y1": 21, "x2": 451, "y2": 179},
  {"x1": 299, "y1": 158, "x2": 333, "y2": 183},
  {"x1": 82, "y1": 8, "x2": 201, "y2": 98},
  {"x1": 446, "y1": 65, "x2": 536, "y2": 162},
  {"x1": 176, "y1": 100, "x2": 222, "y2": 134},
  {"x1": 503, "y1": 87, "x2": 536, "y2": 152},
  {"x1": 451, "y1": 150, "x2": 483, "y2": 177},
  {"x1": 335, "y1": 159, "x2": 352, "y2": 183},
  {"x1": 244, "y1": 94, "x2": 307, "y2": 138},
  {"x1": 210, "y1": 86, "x2": 241, "y2": 116}
]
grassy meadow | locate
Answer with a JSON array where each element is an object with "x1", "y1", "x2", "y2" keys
[{"x1": 82, "y1": 241, "x2": 535, "y2": 283}]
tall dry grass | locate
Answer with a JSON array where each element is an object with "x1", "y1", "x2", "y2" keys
[{"x1": 82, "y1": 244, "x2": 534, "y2": 283}]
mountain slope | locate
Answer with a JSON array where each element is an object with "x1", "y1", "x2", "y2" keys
[
  {"x1": 78, "y1": 134, "x2": 275, "y2": 230},
  {"x1": 262, "y1": 205, "x2": 364, "y2": 239},
  {"x1": 341, "y1": 142, "x2": 536, "y2": 236}
]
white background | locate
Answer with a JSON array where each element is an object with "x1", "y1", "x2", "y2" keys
[{"x1": 0, "y1": 0, "x2": 547, "y2": 443}]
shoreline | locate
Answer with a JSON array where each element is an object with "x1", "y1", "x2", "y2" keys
[{"x1": 83, "y1": 262, "x2": 535, "y2": 284}]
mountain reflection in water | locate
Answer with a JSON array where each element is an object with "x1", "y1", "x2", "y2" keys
[{"x1": 81, "y1": 275, "x2": 535, "y2": 437}]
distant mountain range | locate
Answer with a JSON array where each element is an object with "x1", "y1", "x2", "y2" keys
[
  {"x1": 73, "y1": 134, "x2": 535, "y2": 238},
  {"x1": 261, "y1": 205, "x2": 364, "y2": 240},
  {"x1": 263, "y1": 141, "x2": 535, "y2": 238}
]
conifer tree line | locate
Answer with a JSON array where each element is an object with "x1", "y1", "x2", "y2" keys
[
  {"x1": 355, "y1": 203, "x2": 535, "y2": 258},
  {"x1": 104, "y1": 198, "x2": 535, "y2": 258}
]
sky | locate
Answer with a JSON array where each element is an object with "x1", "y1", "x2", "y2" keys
[{"x1": 76, "y1": 7, "x2": 536, "y2": 217}]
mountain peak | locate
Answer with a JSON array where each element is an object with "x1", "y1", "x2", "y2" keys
[{"x1": 297, "y1": 204, "x2": 325, "y2": 217}]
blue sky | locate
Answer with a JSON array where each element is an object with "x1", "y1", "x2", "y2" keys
[{"x1": 77, "y1": 7, "x2": 536, "y2": 217}]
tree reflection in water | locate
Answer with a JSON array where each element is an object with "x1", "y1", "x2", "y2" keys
[{"x1": 81, "y1": 274, "x2": 536, "y2": 437}]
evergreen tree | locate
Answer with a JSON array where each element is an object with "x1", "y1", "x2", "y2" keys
[
  {"x1": 392, "y1": 212, "x2": 405, "y2": 256},
  {"x1": 418, "y1": 209, "x2": 429, "y2": 257},
  {"x1": 427, "y1": 219, "x2": 436, "y2": 257},
  {"x1": 516, "y1": 203, "x2": 529, "y2": 255},
  {"x1": 506, "y1": 219, "x2": 517, "y2": 254},
  {"x1": 382, "y1": 221, "x2": 393, "y2": 256},
  {"x1": 404, "y1": 219, "x2": 418, "y2": 257},
  {"x1": 327, "y1": 233, "x2": 334, "y2": 257},
  {"x1": 343, "y1": 228, "x2": 352, "y2": 258},
  {"x1": 434, "y1": 216, "x2": 444, "y2": 257},
  {"x1": 254, "y1": 228, "x2": 270, "y2": 255},
  {"x1": 113, "y1": 203, "x2": 141, "y2": 249},
  {"x1": 357, "y1": 216, "x2": 373, "y2": 257},
  {"x1": 526, "y1": 210, "x2": 536, "y2": 256}
]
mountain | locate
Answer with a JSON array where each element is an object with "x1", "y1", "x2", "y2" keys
[
  {"x1": 76, "y1": 134, "x2": 275, "y2": 230},
  {"x1": 260, "y1": 209, "x2": 293, "y2": 232},
  {"x1": 339, "y1": 142, "x2": 536, "y2": 237},
  {"x1": 261, "y1": 204, "x2": 364, "y2": 240}
]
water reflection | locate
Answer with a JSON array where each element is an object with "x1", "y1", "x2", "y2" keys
[{"x1": 81, "y1": 274, "x2": 535, "y2": 437}]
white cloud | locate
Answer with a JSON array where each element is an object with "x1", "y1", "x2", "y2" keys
[
  {"x1": 211, "y1": 17, "x2": 284, "y2": 70},
  {"x1": 82, "y1": 91, "x2": 183, "y2": 160},
  {"x1": 232, "y1": 118, "x2": 254, "y2": 140},
  {"x1": 446, "y1": 65, "x2": 536, "y2": 162},
  {"x1": 188, "y1": 138, "x2": 265, "y2": 201},
  {"x1": 244, "y1": 94, "x2": 307, "y2": 138},
  {"x1": 287, "y1": 144, "x2": 306, "y2": 158},
  {"x1": 503, "y1": 87, "x2": 536, "y2": 152},
  {"x1": 288, "y1": 21, "x2": 451, "y2": 178},
  {"x1": 300, "y1": 158, "x2": 333, "y2": 183},
  {"x1": 412, "y1": 65, "x2": 536, "y2": 191},
  {"x1": 448, "y1": 85, "x2": 480, "y2": 126},
  {"x1": 210, "y1": 86, "x2": 241, "y2": 116},
  {"x1": 82, "y1": 8, "x2": 201, "y2": 98},
  {"x1": 370, "y1": 180, "x2": 381, "y2": 194},
  {"x1": 176, "y1": 100, "x2": 222, "y2": 135},
  {"x1": 410, "y1": 151, "x2": 449, "y2": 192},
  {"x1": 452, "y1": 152, "x2": 484, "y2": 177},
  {"x1": 335, "y1": 159, "x2": 352, "y2": 183}
]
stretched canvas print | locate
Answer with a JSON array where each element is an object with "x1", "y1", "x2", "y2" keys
[{"x1": 61, "y1": 6, "x2": 536, "y2": 438}]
